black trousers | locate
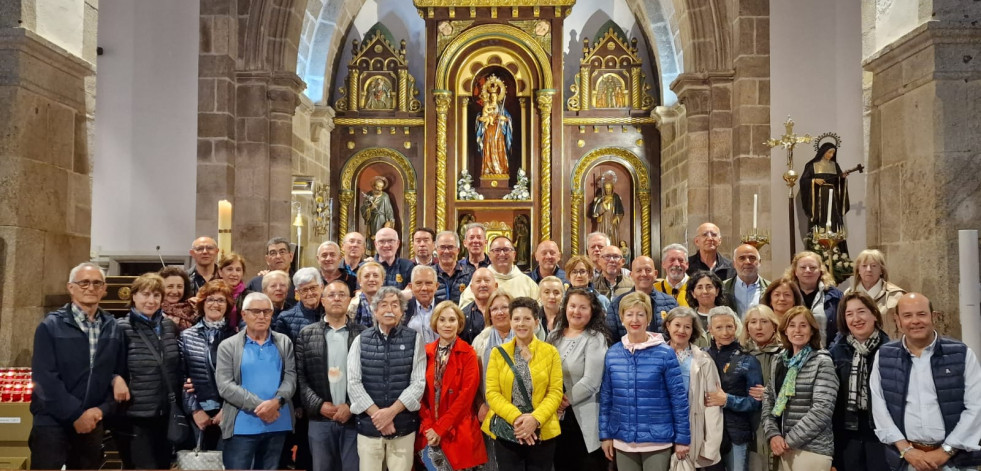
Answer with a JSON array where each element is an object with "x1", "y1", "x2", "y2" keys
[
  {"x1": 555, "y1": 407, "x2": 610, "y2": 471},
  {"x1": 279, "y1": 412, "x2": 311, "y2": 470},
  {"x1": 495, "y1": 437, "x2": 557, "y2": 471},
  {"x1": 113, "y1": 416, "x2": 172, "y2": 469},
  {"x1": 29, "y1": 423, "x2": 105, "y2": 470}
]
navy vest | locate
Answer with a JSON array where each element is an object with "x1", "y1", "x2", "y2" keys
[
  {"x1": 357, "y1": 325, "x2": 419, "y2": 437},
  {"x1": 877, "y1": 336, "x2": 981, "y2": 467}
]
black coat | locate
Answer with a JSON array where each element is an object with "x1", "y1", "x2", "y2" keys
[
  {"x1": 295, "y1": 319, "x2": 365, "y2": 419},
  {"x1": 178, "y1": 319, "x2": 237, "y2": 412},
  {"x1": 117, "y1": 311, "x2": 182, "y2": 418}
]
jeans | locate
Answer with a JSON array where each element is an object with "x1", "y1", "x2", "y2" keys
[
  {"x1": 112, "y1": 416, "x2": 172, "y2": 469},
  {"x1": 308, "y1": 420, "x2": 359, "y2": 471},
  {"x1": 724, "y1": 442, "x2": 749, "y2": 471},
  {"x1": 223, "y1": 432, "x2": 288, "y2": 470},
  {"x1": 29, "y1": 423, "x2": 105, "y2": 470}
]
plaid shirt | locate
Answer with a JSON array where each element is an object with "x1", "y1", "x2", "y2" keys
[{"x1": 71, "y1": 303, "x2": 103, "y2": 367}]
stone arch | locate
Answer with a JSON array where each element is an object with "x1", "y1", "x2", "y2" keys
[
  {"x1": 337, "y1": 147, "x2": 419, "y2": 242},
  {"x1": 242, "y1": 0, "x2": 308, "y2": 73},
  {"x1": 570, "y1": 147, "x2": 653, "y2": 258}
]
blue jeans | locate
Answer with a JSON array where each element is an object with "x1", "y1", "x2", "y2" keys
[
  {"x1": 223, "y1": 432, "x2": 287, "y2": 470},
  {"x1": 725, "y1": 442, "x2": 749, "y2": 471},
  {"x1": 308, "y1": 420, "x2": 359, "y2": 471}
]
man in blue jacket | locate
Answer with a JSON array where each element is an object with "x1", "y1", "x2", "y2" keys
[
  {"x1": 607, "y1": 256, "x2": 679, "y2": 343},
  {"x1": 30, "y1": 262, "x2": 129, "y2": 469}
]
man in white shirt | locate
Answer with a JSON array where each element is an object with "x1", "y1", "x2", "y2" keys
[{"x1": 722, "y1": 244, "x2": 769, "y2": 317}]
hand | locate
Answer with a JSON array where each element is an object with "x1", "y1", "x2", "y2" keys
[
  {"x1": 814, "y1": 178, "x2": 826, "y2": 185},
  {"x1": 187, "y1": 297, "x2": 199, "y2": 309},
  {"x1": 380, "y1": 423, "x2": 396, "y2": 436},
  {"x1": 477, "y1": 403, "x2": 489, "y2": 422},
  {"x1": 112, "y1": 376, "x2": 130, "y2": 402},
  {"x1": 183, "y1": 378, "x2": 195, "y2": 394},
  {"x1": 333, "y1": 404, "x2": 352, "y2": 424},
  {"x1": 749, "y1": 384, "x2": 765, "y2": 401},
  {"x1": 73, "y1": 407, "x2": 102, "y2": 434},
  {"x1": 192, "y1": 410, "x2": 211, "y2": 430},
  {"x1": 903, "y1": 449, "x2": 934, "y2": 471},
  {"x1": 425, "y1": 428, "x2": 441, "y2": 446},
  {"x1": 558, "y1": 395, "x2": 571, "y2": 412},
  {"x1": 704, "y1": 389, "x2": 727, "y2": 408},
  {"x1": 256, "y1": 269, "x2": 270, "y2": 277},
  {"x1": 320, "y1": 401, "x2": 338, "y2": 419},
  {"x1": 212, "y1": 410, "x2": 223, "y2": 426},
  {"x1": 770, "y1": 436, "x2": 789, "y2": 456},
  {"x1": 674, "y1": 444, "x2": 690, "y2": 461},
  {"x1": 601, "y1": 440, "x2": 615, "y2": 461},
  {"x1": 513, "y1": 414, "x2": 539, "y2": 444},
  {"x1": 371, "y1": 407, "x2": 396, "y2": 431},
  {"x1": 254, "y1": 399, "x2": 281, "y2": 423}
]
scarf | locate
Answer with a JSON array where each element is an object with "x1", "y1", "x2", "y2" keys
[
  {"x1": 771, "y1": 345, "x2": 813, "y2": 417},
  {"x1": 845, "y1": 330, "x2": 881, "y2": 412},
  {"x1": 162, "y1": 301, "x2": 197, "y2": 331},
  {"x1": 433, "y1": 340, "x2": 454, "y2": 417}
]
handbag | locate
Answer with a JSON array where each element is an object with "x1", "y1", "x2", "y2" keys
[
  {"x1": 488, "y1": 346, "x2": 535, "y2": 443},
  {"x1": 134, "y1": 327, "x2": 192, "y2": 444},
  {"x1": 176, "y1": 432, "x2": 224, "y2": 470},
  {"x1": 418, "y1": 445, "x2": 452, "y2": 471}
]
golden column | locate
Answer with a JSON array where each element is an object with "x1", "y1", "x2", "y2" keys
[
  {"x1": 348, "y1": 70, "x2": 360, "y2": 112},
  {"x1": 338, "y1": 190, "x2": 354, "y2": 238},
  {"x1": 536, "y1": 89, "x2": 556, "y2": 241},
  {"x1": 571, "y1": 189, "x2": 584, "y2": 255},
  {"x1": 433, "y1": 90, "x2": 452, "y2": 231},
  {"x1": 398, "y1": 69, "x2": 409, "y2": 112},
  {"x1": 638, "y1": 191, "x2": 651, "y2": 257}
]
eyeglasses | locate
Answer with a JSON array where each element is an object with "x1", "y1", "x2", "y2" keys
[
  {"x1": 570, "y1": 269, "x2": 589, "y2": 276},
  {"x1": 490, "y1": 247, "x2": 514, "y2": 254},
  {"x1": 375, "y1": 239, "x2": 397, "y2": 246},
  {"x1": 601, "y1": 255, "x2": 623, "y2": 261},
  {"x1": 71, "y1": 280, "x2": 106, "y2": 290},
  {"x1": 204, "y1": 297, "x2": 227, "y2": 304},
  {"x1": 192, "y1": 245, "x2": 218, "y2": 253},
  {"x1": 436, "y1": 245, "x2": 458, "y2": 252},
  {"x1": 244, "y1": 308, "x2": 274, "y2": 317},
  {"x1": 297, "y1": 285, "x2": 321, "y2": 295},
  {"x1": 267, "y1": 248, "x2": 290, "y2": 257}
]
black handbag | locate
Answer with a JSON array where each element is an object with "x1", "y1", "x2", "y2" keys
[
  {"x1": 489, "y1": 346, "x2": 535, "y2": 443},
  {"x1": 134, "y1": 327, "x2": 192, "y2": 444}
]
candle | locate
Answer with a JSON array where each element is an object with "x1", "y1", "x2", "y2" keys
[
  {"x1": 826, "y1": 189, "x2": 834, "y2": 228},
  {"x1": 753, "y1": 194, "x2": 758, "y2": 230},
  {"x1": 218, "y1": 200, "x2": 232, "y2": 256}
]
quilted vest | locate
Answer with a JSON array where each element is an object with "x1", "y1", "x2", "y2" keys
[{"x1": 357, "y1": 325, "x2": 419, "y2": 437}]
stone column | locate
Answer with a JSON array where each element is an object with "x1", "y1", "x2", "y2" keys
[
  {"x1": 671, "y1": 74, "x2": 713, "y2": 243},
  {"x1": 864, "y1": 21, "x2": 981, "y2": 334},
  {"x1": 0, "y1": 28, "x2": 93, "y2": 365}
]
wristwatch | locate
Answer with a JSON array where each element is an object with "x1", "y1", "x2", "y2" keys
[
  {"x1": 942, "y1": 444, "x2": 957, "y2": 456},
  {"x1": 277, "y1": 396, "x2": 286, "y2": 408}
]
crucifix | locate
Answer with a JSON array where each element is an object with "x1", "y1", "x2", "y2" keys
[{"x1": 765, "y1": 116, "x2": 812, "y2": 258}]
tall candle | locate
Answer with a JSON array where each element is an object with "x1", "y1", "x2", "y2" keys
[
  {"x1": 753, "y1": 194, "x2": 758, "y2": 230},
  {"x1": 218, "y1": 200, "x2": 232, "y2": 256},
  {"x1": 825, "y1": 190, "x2": 834, "y2": 228}
]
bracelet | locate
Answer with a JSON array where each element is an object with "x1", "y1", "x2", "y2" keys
[{"x1": 899, "y1": 445, "x2": 914, "y2": 459}]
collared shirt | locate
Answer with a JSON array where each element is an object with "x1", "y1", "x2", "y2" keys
[
  {"x1": 340, "y1": 259, "x2": 365, "y2": 281},
  {"x1": 320, "y1": 269, "x2": 357, "y2": 296},
  {"x1": 187, "y1": 264, "x2": 219, "y2": 296},
  {"x1": 457, "y1": 255, "x2": 490, "y2": 273},
  {"x1": 324, "y1": 321, "x2": 350, "y2": 405},
  {"x1": 406, "y1": 301, "x2": 437, "y2": 344},
  {"x1": 526, "y1": 266, "x2": 569, "y2": 285},
  {"x1": 376, "y1": 257, "x2": 415, "y2": 290},
  {"x1": 870, "y1": 332, "x2": 981, "y2": 451},
  {"x1": 71, "y1": 304, "x2": 103, "y2": 367},
  {"x1": 346, "y1": 328, "x2": 427, "y2": 415},
  {"x1": 592, "y1": 273, "x2": 634, "y2": 300},
  {"x1": 733, "y1": 276, "x2": 762, "y2": 317},
  {"x1": 235, "y1": 335, "x2": 292, "y2": 435},
  {"x1": 654, "y1": 278, "x2": 689, "y2": 307},
  {"x1": 687, "y1": 251, "x2": 736, "y2": 281},
  {"x1": 414, "y1": 256, "x2": 436, "y2": 266},
  {"x1": 435, "y1": 263, "x2": 473, "y2": 305}
]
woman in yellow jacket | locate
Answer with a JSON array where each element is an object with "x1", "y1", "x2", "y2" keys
[{"x1": 482, "y1": 296, "x2": 564, "y2": 470}]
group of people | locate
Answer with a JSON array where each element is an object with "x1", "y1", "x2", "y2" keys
[{"x1": 29, "y1": 221, "x2": 981, "y2": 471}]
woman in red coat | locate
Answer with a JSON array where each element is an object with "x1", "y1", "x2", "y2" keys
[{"x1": 417, "y1": 301, "x2": 489, "y2": 470}]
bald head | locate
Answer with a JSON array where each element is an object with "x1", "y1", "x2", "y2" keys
[
  {"x1": 630, "y1": 256, "x2": 658, "y2": 293},
  {"x1": 189, "y1": 236, "x2": 219, "y2": 267},
  {"x1": 374, "y1": 227, "x2": 400, "y2": 260},
  {"x1": 470, "y1": 267, "x2": 498, "y2": 302},
  {"x1": 896, "y1": 292, "x2": 936, "y2": 344},
  {"x1": 694, "y1": 222, "x2": 722, "y2": 255},
  {"x1": 733, "y1": 244, "x2": 761, "y2": 283},
  {"x1": 535, "y1": 240, "x2": 561, "y2": 274}
]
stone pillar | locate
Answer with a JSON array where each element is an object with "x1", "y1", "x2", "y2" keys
[
  {"x1": 0, "y1": 28, "x2": 93, "y2": 365},
  {"x1": 864, "y1": 21, "x2": 981, "y2": 335}
]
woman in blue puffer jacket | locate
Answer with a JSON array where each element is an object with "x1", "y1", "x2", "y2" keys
[{"x1": 599, "y1": 292, "x2": 691, "y2": 471}]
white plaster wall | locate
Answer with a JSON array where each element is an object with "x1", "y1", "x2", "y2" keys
[
  {"x1": 92, "y1": 0, "x2": 199, "y2": 258},
  {"x1": 769, "y1": 0, "x2": 864, "y2": 278},
  {"x1": 34, "y1": 0, "x2": 85, "y2": 58}
]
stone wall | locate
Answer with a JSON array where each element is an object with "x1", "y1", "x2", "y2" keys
[{"x1": 290, "y1": 95, "x2": 333, "y2": 267}]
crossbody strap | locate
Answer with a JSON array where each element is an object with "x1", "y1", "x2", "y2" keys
[
  {"x1": 495, "y1": 346, "x2": 532, "y2": 406},
  {"x1": 133, "y1": 327, "x2": 177, "y2": 400}
]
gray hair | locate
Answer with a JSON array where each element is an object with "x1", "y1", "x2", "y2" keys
[
  {"x1": 411, "y1": 264, "x2": 437, "y2": 282},
  {"x1": 371, "y1": 286, "x2": 406, "y2": 313},
  {"x1": 317, "y1": 240, "x2": 341, "y2": 254},
  {"x1": 464, "y1": 222, "x2": 487, "y2": 236},
  {"x1": 68, "y1": 262, "x2": 106, "y2": 284},
  {"x1": 292, "y1": 267, "x2": 322, "y2": 287},
  {"x1": 662, "y1": 243, "x2": 689, "y2": 258},
  {"x1": 266, "y1": 237, "x2": 291, "y2": 251},
  {"x1": 586, "y1": 232, "x2": 610, "y2": 246},
  {"x1": 436, "y1": 230, "x2": 460, "y2": 247},
  {"x1": 706, "y1": 305, "x2": 743, "y2": 339},
  {"x1": 242, "y1": 292, "x2": 273, "y2": 311},
  {"x1": 261, "y1": 270, "x2": 290, "y2": 290}
]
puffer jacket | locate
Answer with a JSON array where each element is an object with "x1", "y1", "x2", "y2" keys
[
  {"x1": 274, "y1": 302, "x2": 324, "y2": 342},
  {"x1": 295, "y1": 319, "x2": 365, "y2": 418},
  {"x1": 762, "y1": 349, "x2": 838, "y2": 457},
  {"x1": 599, "y1": 335, "x2": 691, "y2": 445},
  {"x1": 179, "y1": 319, "x2": 237, "y2": 412},
  {"x1": 606, "y1": 288, "x2": 679, "y2": 345},
  {"x1": 117, "y1": 311, "x2": 182, "y2": 418},
  {"x1": 707, "y1": 341, "x2": 763, "y2": 446}
]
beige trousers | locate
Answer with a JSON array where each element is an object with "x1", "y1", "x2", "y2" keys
[
  {"x1": 356, "y1": 433, "x2": 416, "y2": 471},
  {"x1": 777, "y1": 449, "x2": 832, "y2": 471}
]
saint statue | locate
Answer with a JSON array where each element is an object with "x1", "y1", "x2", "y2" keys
[
  {"x1": 800, "y1": 142, "x2": 849, "y2": 234},
  {"x1": 589, "y1": 171, "x2": 625, "y2": 246},
  {"x1": 360, "y1": 176, "x2": 396, "y2": 252},
  {"x1": 475, "y1": 75, "x2": 512, "y2": 177},
  {"x1": 364, "y1": 77, "x2": 393, "y2": 110}
]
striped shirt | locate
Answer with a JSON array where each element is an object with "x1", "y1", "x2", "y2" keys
[{"x1": 71, "y1": 304, "x2": 103, "y2": 367}]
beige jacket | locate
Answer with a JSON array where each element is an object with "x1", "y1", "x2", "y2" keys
[
  {"x1": 681, "y1": 348, "x2": 724, "y2": 468},
  {"x1": 844, "y1": 279, "x2": 905, "y2": 338}
]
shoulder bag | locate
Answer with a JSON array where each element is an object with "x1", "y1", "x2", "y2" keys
[
  {"x1": 489, "y1": 345, "x2": 536, "y2": 443},
  {"x1": 134, "y1": 327, "x2": 192, "y2": 445}
]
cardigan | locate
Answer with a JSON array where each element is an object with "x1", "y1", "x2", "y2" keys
[{"x1": 547, "y1": 329, "x2": 608, "y2": 452}]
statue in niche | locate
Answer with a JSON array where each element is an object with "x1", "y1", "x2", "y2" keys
[
  {"x1": 457, "y1": 213, "x2": 475, "y2": 259},
  {"x1": 590, "y1": 170, "x2": 625, "y2": 246},
  {"x1": 360, "y1": 176, "x2": 396, "y2": 252},
  {"x1": 363, "y1": 77, "x2": 393, "y2": 110},
  {"x1": 514, "y1": 215, "x2": 531, "y2": 268},
  {"x1": 475, "y1": 75, "x2": 512, "y2": 177}
]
